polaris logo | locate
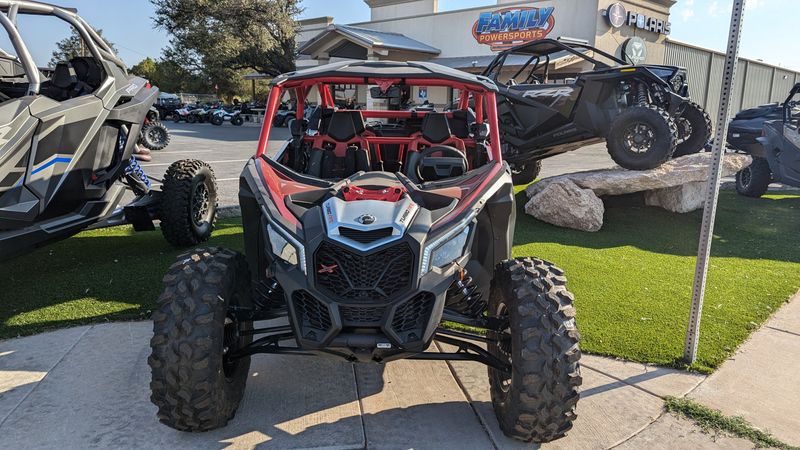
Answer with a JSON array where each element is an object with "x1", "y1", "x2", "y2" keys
[{"x1": 318, "y1": 264, "x2": 338, "y2": 274}]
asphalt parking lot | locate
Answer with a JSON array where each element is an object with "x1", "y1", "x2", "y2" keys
[
  {"x1": 134, "y1": 121, "x2": 278, "y2": 207},
  {"x1": 138, "y1": 121, "x2": 620, "y2": 207}
]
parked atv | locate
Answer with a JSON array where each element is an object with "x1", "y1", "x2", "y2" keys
[
  {"x1": 482, "y1": 38, "x2": 711, "y2": 184},
  {"x1": 272, "y1": 102, "x2": 296, "y2": 127},
  {"x1": 0, "y1": 2, "x2": 217, "y2": 260},
  {"x1": 187, "y1": 106, "x2": 211, "y2": 123},
  {"x1": 138, "y1": 107, "x2": 171, "y2": 150},
  {"x1": 733, "y1": 83, "x2": 800, "y2": 197},
  {"x1": 172, "y1": 106, "x2": 192, "y2": 123},
  {"x1": 148, "y1": 61, "x2": 582, "y2": 443},
  {"x1": 209, "y1": 107, "x2": 244, "y2": 126},
  {"x1": 154, "y1": 94, "x2": 181, "y2": 120}
]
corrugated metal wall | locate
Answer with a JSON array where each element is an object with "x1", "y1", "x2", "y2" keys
[{"x1": 664, "y1": 40, "x2": 800, "y2": 115}]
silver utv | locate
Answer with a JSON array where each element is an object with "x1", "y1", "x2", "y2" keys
[{"x1": 0, "y1": 1, "x2": 217, "y2": 260}]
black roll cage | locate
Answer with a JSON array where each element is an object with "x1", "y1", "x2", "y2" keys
[
  {"x1": 483, "y1": 38, "x2": 627, "y2": 83},
  {"x1": 783, "y1": 83, "x2": 800, "y2": 123}
]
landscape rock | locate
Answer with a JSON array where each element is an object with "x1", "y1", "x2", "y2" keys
[
  {"x1": 644, "y1": 182, "x2": 706, "y2": 213},
  {"x1": 525, "y1": 153, "x2": 752, "y2": 198},
  {"x1": 524, "y1": 179, "x2": 604, "y2": 232},
  {"x1": 523, "y1": 153, "x2": 753, "y2": 231}
]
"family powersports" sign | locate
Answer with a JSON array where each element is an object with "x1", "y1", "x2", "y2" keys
[{"x1": 472, "y1": 6, "x2": 555, "y2": 51}]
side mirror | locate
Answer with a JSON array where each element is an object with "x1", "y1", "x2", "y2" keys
[{"x1": 471, "y1": 122, "x2": 490, "y2": 140}]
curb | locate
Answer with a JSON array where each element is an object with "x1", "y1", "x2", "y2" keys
[{"x1": 217, "y1": 205, "x2": 242, "y2": 218}]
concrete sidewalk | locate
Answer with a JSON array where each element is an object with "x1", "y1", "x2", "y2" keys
[
  {"x1": 690, "y1": 293, "x2": 800, "y2": 446},
  {"x1": 0, "y1": 320, "x2": 763, "y2": 449}
]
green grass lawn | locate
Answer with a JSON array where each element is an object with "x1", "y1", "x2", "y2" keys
[{"x1": 1, "y1": 190, "x2": 798, "y2": 373}]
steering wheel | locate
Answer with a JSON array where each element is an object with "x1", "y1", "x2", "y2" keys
[{"x1": 415, "y1": 145, "x2": 469, "y2": 182}]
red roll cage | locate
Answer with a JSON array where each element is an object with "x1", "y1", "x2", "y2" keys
[{"x1": 255, "y1": 76, "x2": 503, "y2": 162}]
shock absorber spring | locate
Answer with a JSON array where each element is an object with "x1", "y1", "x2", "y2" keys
[
  {"x1": 123, "y1": 154, "x2": 151, "y2": 196},
  {"x1": 445, "y1": 269, "x2": 486, "y2": 317},
  {"x1": 636, "y1": 83, "x2": 649, "y2": 106}
]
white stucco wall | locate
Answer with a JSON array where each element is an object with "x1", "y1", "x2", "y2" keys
[{"x1": 368, "y1": 0, "x2": 438, "y2": 21}]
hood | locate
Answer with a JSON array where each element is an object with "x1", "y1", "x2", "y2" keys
[{"x1": 733, "y1": 103, "x2": 782, "y2": 120}]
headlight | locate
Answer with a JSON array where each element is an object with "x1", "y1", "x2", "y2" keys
[
  {"x1": 267, "y1": 223, "x2": 306, "y2": 273},
  {"x1": 430, "y1": 226, "x2": 471, "y2": 269},
  {"x1": 421, "y1": 221, "x2": 473, "y2": 274}
]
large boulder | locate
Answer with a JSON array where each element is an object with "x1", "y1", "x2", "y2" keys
[
  {"x1": 644, "y1": 182, "x2": 705, "y2": 213},
  {"x1": 523, "y1": 153, "x2": 752, "y2": 230},
  {"x1": 524, "y1": 179, "x2": 604, "y2": 232},
  {"x1": 525, "y1": 153, "x2": 752, "y2": 198}
]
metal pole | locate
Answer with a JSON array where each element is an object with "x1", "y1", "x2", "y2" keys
[{"x1": 684, "y1": 0, "x2": 747, "y2": 363}]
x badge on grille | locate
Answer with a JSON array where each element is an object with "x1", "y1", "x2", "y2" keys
[{"x1": 318, "y1": 264, "x2": 338, "y2": 274}]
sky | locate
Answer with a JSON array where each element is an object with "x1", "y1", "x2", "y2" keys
[{"x1": 8, "y1": 0, "x2": 799, "y2": 72}]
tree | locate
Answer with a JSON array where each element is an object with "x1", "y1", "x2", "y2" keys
[
  {"x1": 130, "y1": 57, "x2": 210, "y2": 94},
  {"x1": 130, "y1": 57, "x2": 158, "y2": 80},
  {"x1": 151, "y1": 0, "x2": 301, "y2": 77},
  {"x1": 50, "y1": 29, "x2": 115, "y2": 67}
]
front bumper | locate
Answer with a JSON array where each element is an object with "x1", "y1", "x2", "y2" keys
[{"x1": 273, "y1": 233, "x2": 462, "y2": 358}]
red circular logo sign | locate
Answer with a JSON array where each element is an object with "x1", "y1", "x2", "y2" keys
[{"x1": 472, "y1": 6, "x2": 556, "y2": 52}]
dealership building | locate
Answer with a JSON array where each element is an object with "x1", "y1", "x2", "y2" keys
[{"x1": 291, "y1": 0, "x2": 800, "y2": 114}]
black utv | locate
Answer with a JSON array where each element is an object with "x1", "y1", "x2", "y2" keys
[
  {"x1": 733, "y1": 83, "x2": 800, "y2": 197},
  {"x1": 0, "y1": 1, "x2": 216, "y2": 260},
  {"x1": 482, "y1": 38, "x2": 711, "y2": 184}
]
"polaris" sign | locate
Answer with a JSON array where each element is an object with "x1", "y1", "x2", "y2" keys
[{"x1": 472, "y1": 6, "x2": 556, "y2": 51}]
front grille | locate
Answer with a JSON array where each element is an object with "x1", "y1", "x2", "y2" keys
[
  {"x1": 340, "y1": 305, "x2": 385, "y2": 325},
  {"x1": 315, "y1": 241, "x2": 413, "y2": 303},
  {"x1": 391, "y1": 292, "x2": 435, "y2": 339},
  {"x1": 338, "y1": 226, "x2": 393, "y2": 244},
  {"x1": 292, "y1": 290, "x2": 332, "y2": 340}
]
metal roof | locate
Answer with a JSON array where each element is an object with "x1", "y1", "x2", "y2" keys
[
  {"x1": 270, "y1": 60, "x2": 497, "y2": 91},
  {"x1": 298, "y1": 24, "x2": 441, "y2": 56}
]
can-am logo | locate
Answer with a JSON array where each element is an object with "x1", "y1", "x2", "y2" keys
[{"x1": 472, "y1": 6, "x2": 555, "y2": 51}]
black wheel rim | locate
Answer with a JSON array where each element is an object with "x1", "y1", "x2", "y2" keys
[
  {"x1": 147, "y1": 127, "x2": 166, "y2": 145},
  {"x1": 191, "y1": 180, "x2": 212, "y2": 226},
  {"x1": 490, "y1": 302, "x2": 513, "y2": 399},
  {"x1": 623, "y1": 122, "x2": 657, "y2": 154},
  {"x1": 740, "y1": 166, "x2": 752, "y2": 188},
  {"x1": 676, "y1": 117, "x2": 692, "y2": 144}
]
